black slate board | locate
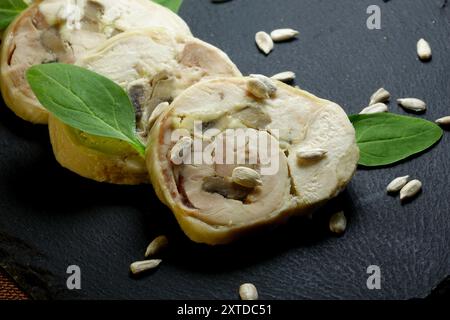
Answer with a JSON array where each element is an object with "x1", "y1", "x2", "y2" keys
[{"x1": 0, "y1": 0, "x2": 449, "y2": 300}]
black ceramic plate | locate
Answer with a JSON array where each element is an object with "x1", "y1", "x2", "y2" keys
[{"x1": 0, "y1": 0, "x2": 449, "y2": 300}]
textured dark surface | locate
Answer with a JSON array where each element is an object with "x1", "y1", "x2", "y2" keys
[{"x1": 0, "y1": 0, "x2": 449, "y2": 300}]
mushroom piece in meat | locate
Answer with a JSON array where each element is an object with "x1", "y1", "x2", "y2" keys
[
  {"x1": 0, "y1": 0, "x2": 192, "y2": 124},
  {"x1": 147, "y1": 77, "x2": 359, "y2": 245},
  {"x1": 48, "y1": 29, "x2": 241, "y2": 185}
]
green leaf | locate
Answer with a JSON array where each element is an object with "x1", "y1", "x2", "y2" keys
[
  {"x1": 26, "y1": 63, "x2": 145, "y2": 156},
  {"x1": 0, "y1": 0, "x2": 27, "y2": 30},
  {"x1": 349, "y1": 113, "x2": 443, "y2": 167},
  {"x1": 152, "y1": 0, "x2": 183, "y2": 13}
]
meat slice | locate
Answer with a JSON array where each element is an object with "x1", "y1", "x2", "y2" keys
[
  {"x1": 0, "y1": 0, "x2": 192, "y2": 124},
  {"x1": 147, "y1": 77, "x2": 359, "y2": 244},
  {"x1": 48, "y1": 29, "x2": 241, "y2": 184}
]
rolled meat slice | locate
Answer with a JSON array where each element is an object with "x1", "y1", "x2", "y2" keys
[
  {"x1": 48, "y1": 29, "x2": 241, "y2": 184},
  {"x1": 0, "y1": 0, "x2": 191, "y2": 124},
  {"x1": 147, "y1": 77, "x2": 359, "y2": 245}
]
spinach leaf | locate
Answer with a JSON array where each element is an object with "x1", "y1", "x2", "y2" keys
[
  {"x1": 0, "y1": 0, "x2": 27, "y2": 30},
  {"x1": 349, "y1": 113, "x2": 443, "y2": 167},
  {"x1": 27, "y1": 63, "x2": 146, "y2": 156},
  {"x1": 152, "y1": 0, "x2": 183, "y2": 13}
]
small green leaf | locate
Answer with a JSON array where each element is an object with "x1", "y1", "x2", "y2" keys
[
  {"x1": 27, "y1": 63, "x2": 145, "y2": 156},
  {"x1": 152, "y1": 0, "x2": 183, "y2": 13},
  {"x1": 349, "y1": 113, "x2": 443, "y2": 167},
  {"x1": 0, "y1": 0, "x2": 27, "y2": 30}
]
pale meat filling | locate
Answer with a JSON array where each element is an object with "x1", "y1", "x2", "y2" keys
[
  {"x1": 172, "y1": 129, "x2": 291, "y2": 226},
  {"x1": 157, "y1": 79, "x2": 359, "y2": 229}
]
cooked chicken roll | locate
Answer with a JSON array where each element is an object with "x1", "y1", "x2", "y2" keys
[
  {"x1": 48, "y1": 29, "x2": 241, "y2": 184},
  {"x1": 0, "y1": 0, "x2": 191, "y2": 124},
  {"x1": 147, "y1": 77, "x2": 359, "y2": 245}
]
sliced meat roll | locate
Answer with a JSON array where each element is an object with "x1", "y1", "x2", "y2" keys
[
  {"x1": 48, "y1": 29, "x2": 241, "y2": 185},
  {"x1": 147, "y1": 77, "x2": 359, "y2": 245},
  {"x1": 0, "y1": 0, "x2": 191, "y2": 124}
]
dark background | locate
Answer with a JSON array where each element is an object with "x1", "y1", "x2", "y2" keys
[{"x1": 0, "y1": 0, "x2": 449, "y2": 299}]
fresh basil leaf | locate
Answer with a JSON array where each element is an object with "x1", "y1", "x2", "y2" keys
[
  {"x1": 349, "y1": 113, "x2": 443, "y2": 167},
  {"x1": 152, "y1": 0, "x2": 183, "y2": 13},
  {"x1": 0, "y1": 0, "x2": 27, "y2": 30},
  {"x1": 26, "y1": 63, "x2": 146, "y2": 156}
]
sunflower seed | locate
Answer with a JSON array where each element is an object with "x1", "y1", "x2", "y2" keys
[
  {"x1": 397, "y1": 98, "x2": 427, "y2": 112},
  {"x1": 170, "y1": 136, "x2": 193, "y2": 165},
  {"x1": 436, "y1": 116, "x2": 450, "y2": 126},
  {"x1": 232, "y1": 167, "x2": 262, "y2": 188},
  {"x1": 386, "y1": 175, "x2": 410, "y2": 193},
  {"x1": 369, "y1": 88, "x2": 391, "y2": 105},
  {"x1": 255, "y1": 31, "x2": 274, "y2": 55},
  {"x1": 239, "y1": 283, "x2": 259, "y2": 300},
  {"x1": 130, "y1": 260, "x2": 162, "y2": 275},
  {"x1": 249, "y1": 74, "x2": 277, "y2": 96},
  {"x1": 400, "y1": 179, "x2": 422, "y2": 201},
  {"x1": 329, "y1": 211, "x2": 347, "y2": 235},
  {"x1": 296, "y1": 148, "x2": 327, "y2": 160},
  {"x1": 271, "y1": 71, "x2": 296, "y2": 83},
  {"x1": 270, "y1": 28, "x2": 299, "y2": 42},
  {"x1": 360, "y1": 103, "x2": 389, "y2": 115},
  {"x1": 247, "y1": 78, "x2": 272, "y2": 99},
  {"x1": 145, "y1": 235, "x2": 169, "y2": 258},
  {"x1": 148, "y1": 102, "x2": 169, "y2": 130},
  {"x1": 417, "y1": 38, "x2": 432, "y2": 61}
]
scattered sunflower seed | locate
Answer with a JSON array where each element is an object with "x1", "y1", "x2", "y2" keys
[
  {"x1": 359, "y1": 103, "x2": 389, "y2": 115},
  {"x1": 270, "y1": 28, "x2": 299, "y2": 42},
  {"x1": 170, "y1": 136, "x2": 193, "y2": 165},
  {"x1": 329, "y1": 211, "x2": 347, "y2": 235},
  {"x1": 232, "y1": 167, "x2": 262, "y2": 189},
  {"x1": 397, "y1": 98, "x2": 427, "y2": 112},
  {"x1": 239, "y1": 283, "x2": 259, "y2": 300},
  {"x1": 255, "y1": 31, "x2": 274, "y2": 55},
  {"x1": 386, "y1": 175, "x2": 410, "y2": 193},
  {"x1": 271, "y1": 71, "x2": 296, "y2": 83},
  {"x1": 417, "y1": 38, "x2": 432, "y2": 61},
  {"x1": 145, "y1": 235, "x2": 169, "y2": 258},
  {"x1": 296, "y1": 148, "x2": 328, "y2": 160},
  {"x1": 130, "y1": 260, "x2": 162, "y2": 275},
  {"x1": 400, "y1": 179, "x2": 422, "y2": 202},
  {"x1": 369, "y1": 88, "x2": 391, "y2": 105},
  {"x1": 436, "y1": 116, "x2": 450, "y2": 126}
]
